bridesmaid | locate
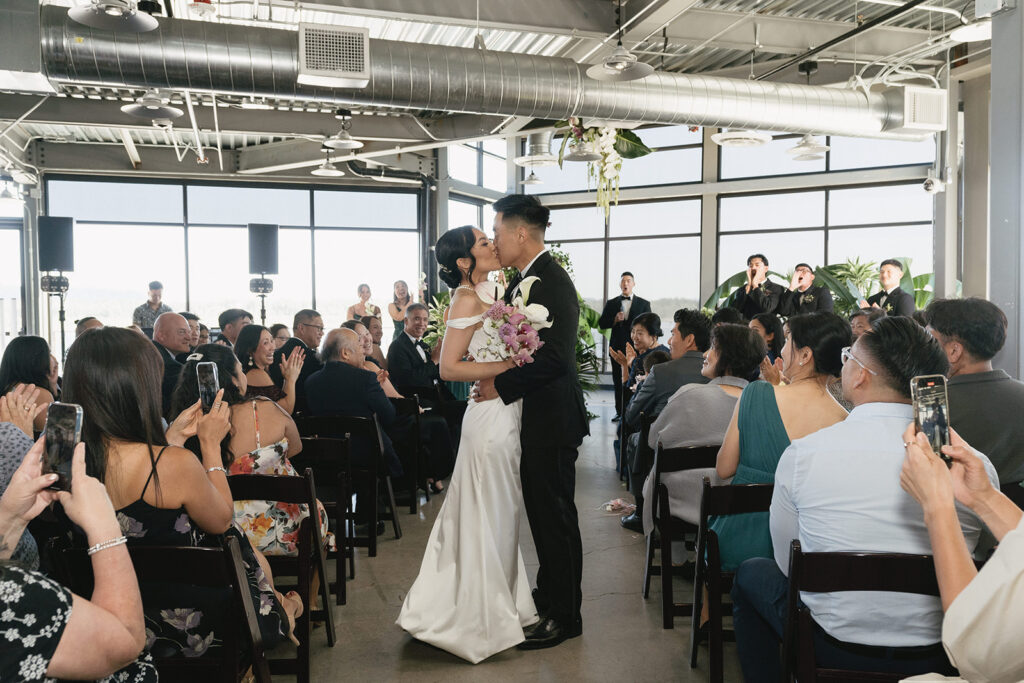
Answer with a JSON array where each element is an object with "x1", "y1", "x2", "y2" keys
[
  {"x1": 388, "y1": 280, "x2": 413, "y2": 342},
  {"x1": 346, "y1": 283, "x2": 380, "y2": 321}
]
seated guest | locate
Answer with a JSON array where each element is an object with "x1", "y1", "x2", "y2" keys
[
  {"x1": 0, "y1": 335, "x2": 57, "y2": 432},
  {"x1": 216, "y1": 308, "x2": 253, "y2": 348},
  {"x1": 711, "y1": 307, "x2": 745, "y2": 327},
  {"x1": 235, "y1": 325, "x2": 303, "y2": 414},
  {"x1": 714, "y1": 311, "x2": 850, "y2": 572},
  {"x1": 175, "y1": 312, "x2": 201, "y2": 362},
  {"x1": 269, "y1": 324, "x2": 290, "y2": 350},
  {"x1": 152, "y1": 312, "x2": 190, "y2": 418},
  {"x1": 749, "y1": 313, "x2": 783, "y2": 363},
  {"x1": 610, "y1": 312, "x2": 670, "y2": 404},
  {"x1": 0, "y1": 384, "x2": 46, "y2": 568},
  {"x1": 643, "y1": 323, "x2": 766, "y2": 536},
  {"x1": 0, "y1": 441, "x2": 156, "y2": 681},
  {"x1": 926, "y1": 297, "x2": 1024, "y2": 505},
  {"x1": 900, "y1": 426, "x2": 1024, "y2": 683},
  {"x1": 171, "y1": 345, "x2": 328, "y2": 557},
  {"x1": 62, "y1": 328, "x2": 301, "y2": 654},
  {"x1": 911, "y1": 309, "x2": 929, "y2": 327},
  {"x1": 198, "y1": 323, "x2": 210, "y2": 346},
  {"x1": 779, "y1": 263, "x2": 833, "y2": 315},
  {"x1": 731, "y1": 316, "x2": 995, "y2": 681},
  {"x1": 861, "y1": 259, "x2": 915, "y2": 316},
  {"x1": 849, "y1": 307, "x2": 886, "y2": 340},
  {"x1": 341, "y1": 320, "x2": 403, "y2": 398},
  {"x1": 361, "y1": 315, "x2": 388, "y2": 370},
  {"x1": 729, "y1": 254, "x2": 784, "y2": 318},
  {"x1": 270, "y1": 309, "x2": 325, "y2": 415},
  {"x1": 74, "y1": 316, "x2": 103, "y2": 337}
]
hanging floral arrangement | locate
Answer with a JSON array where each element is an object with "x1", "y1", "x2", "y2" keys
[{"x1": 553, "y1": 117, "x2": 654, "y2": 220}]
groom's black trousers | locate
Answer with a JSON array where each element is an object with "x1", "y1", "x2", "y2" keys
[{"x1": 521, "y1": 443, "x2": 583, "y2": 626}]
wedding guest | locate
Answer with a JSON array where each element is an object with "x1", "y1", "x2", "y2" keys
[
  {"x1": 235, "y1": 324, "x2": 303, "y2": 415},
  {"x1": 175, "y1": 312, "x2": 201, "y2": 363},
  {"x1": 599, "y1": 272, "x2": 652, "y2": 421},
  {"x1": 0, "y1": 336, "x2": 57, "y2": 432},
  {"x1": 346, "y1": 283, "x2": 381, "y2": 321},
  {"x1": 610, "y1": 313, "x2": 668, "y2": 405},
  {"x1": 198, "y1": 323, "x2": 210, "y2": 346},
  {"x1": 132, "y1": 280, "x2": 173, "y2": 330},
  {"x1": 749, "y1": 313, "x2": 784, "y2": 363},
  {"x1": 361, "y1": 315, "x2": 388, "y2": 369},
  {"x1": 862, "y1": 259, "x2": 915, "y2": 316},
  {"x1": 152, "y1": 312, "x2": 190, "y2": 418},
  {"x1": 269, "y1": 324, "x2": 291, "y2": 350},
  {"x1": 387, "y1": 280, "x2": 417, "y2": 342},
  {"x1": 0, "y1": 384, "x2": 46, "y2": 568},
  {"x1": 341, "y1": 320, "x2": 402, "y2": 398},
  {"x1": 850, "y1": 307, "x2": 886, "y2": 340},
  {"x1": 729, "y1": 254, "x2": 784, "y2": 319},
  {"x1": 74, "y1": 316, "x2": 103, "y2": 338},
  {"x1": 388, "y1": 303, "x2": 450, "y2": 402},
  {"x1": 779, "y1": 263, "x2": 833, "y2": 315},
  {"x1": 216, "y1": 308, "x2": 253, "y2": 348},
  {"x1": 270, "y1": 309, "x2": 325, "y2": 415},
  {"x1": 712, "y1": 307, "x2": 746, "y2": 327}
]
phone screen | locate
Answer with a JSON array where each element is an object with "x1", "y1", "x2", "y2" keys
[
  {"x1": 42, "y1": 402, "x2": 83, "y2": 491},
  {"x1": 197, "y1": 362, "x2": 219, "y2": 413},
  {"x1": 911, "y1": 374, "x2": 951, "y2": 467}
]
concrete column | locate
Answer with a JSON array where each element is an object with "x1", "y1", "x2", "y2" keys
[
  {"x1": 699, "y1": 127, "x2": 720, "y2": 307},
  {"x1": 962, "y1": 76, "x2": 990, "y2": 298},
  {"x1": 989, "y1": 5, "x2": 1024, "y2": 379},
  {"x1": 933, "y1": 79, "x2": 960, "y2": 299},
  {"x1": 20, "y1": 186, "x2": 41, "y2": 336}
]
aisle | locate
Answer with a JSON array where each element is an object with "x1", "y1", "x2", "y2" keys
[{"x1": 307, "y1": 390, "x2": 741, "y2": 682}]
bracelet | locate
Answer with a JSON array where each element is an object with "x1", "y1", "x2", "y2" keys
[
  {"x1": 206, "y1": 466, "x2": 227, "y2": 474},
  {"x1": 87, "y1": 536, "x2": 127, "y2": 556}
]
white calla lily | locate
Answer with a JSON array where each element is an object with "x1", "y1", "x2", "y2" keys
[
  {"x1": 522, "y1": 303, "x2": 552, "y2": 330},
  {"x1": 518, "y1": 276, "x2": 541, "y2": 304}
]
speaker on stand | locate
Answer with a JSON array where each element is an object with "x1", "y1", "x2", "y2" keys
[
  {"x1": 248, "y1": 223, "x2": 279, "y2": 326},
  {"x1": 38, "y1": 216, "x2": 75, "y2": 360}
]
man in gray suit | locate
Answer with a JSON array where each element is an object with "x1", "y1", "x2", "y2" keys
[{"x1": 621, "y1": 308, "x2": 712, "y2": 532}]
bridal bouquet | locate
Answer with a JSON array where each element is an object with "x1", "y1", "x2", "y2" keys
[{"x1": 474, "y1": 277, "x2": 552, "y2": 366}]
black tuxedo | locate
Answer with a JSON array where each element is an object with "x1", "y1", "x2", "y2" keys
[
  {"x1": 598, "y1": 294, "x2": 651, "y2": 415},
  {"x1": 153, "y1": 340, "x2": 183, "y2": 420},
  {"x1": 495, "y1": 251, "x2": 587, "y2": 628},
  {"x1": 729, "y1": 281, "x2": 784, "y2": 319},
  {"x1": 386, "y1": 333, "x2": 455, "y2": 402},
  {"x1": 269, "y1": 338, "x2": 324, "y2": 414},
  {"x1": 779, "y1": 284, "x2": 834, "y2": 316},
  {"x1": 866, "y1": 286, "x2": 916, "y2": 317}
]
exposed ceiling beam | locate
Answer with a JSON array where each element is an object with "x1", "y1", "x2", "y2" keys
[
  {"x1": 565, "y1": 0, "x2": 701, "y2": 64},
  {"x1": 236, "y1": 138, "x2": 435, "y2": 175},
  {"x1": 119, "y1": 129, "x2": 141, "y2": 169}
]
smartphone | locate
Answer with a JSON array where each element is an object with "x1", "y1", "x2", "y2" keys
[
  {"x1": 911, "y1": 374, "x2": 951, "y2": 467},
  {"x1": 42, "y1": 402, "x2": 83, "y2": 491},
  {"x1": 197, "y1": 362, "x2": 219, "y2": 413}
]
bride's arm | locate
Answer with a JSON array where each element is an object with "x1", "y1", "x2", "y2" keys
[{"x1": 439, "y1": 291, "x2": 514, "y2": 382}]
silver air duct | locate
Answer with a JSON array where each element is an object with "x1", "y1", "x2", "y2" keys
[{"x1": 37, "y1": 6, "x2": 931, "y2": 139}]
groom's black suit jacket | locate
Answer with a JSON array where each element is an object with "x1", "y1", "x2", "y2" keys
[{"x1": 495, "y1": 251, "x2": 589, "y2": 450}]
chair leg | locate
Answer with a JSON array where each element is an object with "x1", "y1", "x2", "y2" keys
[
  {"x1": 642, "y1": 531, "x2": 656, "y2": 599},
  {"x1": 315, "y1": 546, "x2": 336, "y2": 647},
  {"x1": 383, "y1": 475, "x2": 402, "y2": 539},
  {"x1": 368, "y1": 473, "x2": 378, "y2": 558},
  {"x1": 689, "y1": 562, "x2": 705, "y2": 668},
  {"x1": 708, "y1": 573, "x2": 723, "y2": 683},
  {"x1": 660, "y1": 515, "x2": 674, "y2": 630},
  {"x1": 296, "y1": 558, "x2": 313, "y2": 683}
]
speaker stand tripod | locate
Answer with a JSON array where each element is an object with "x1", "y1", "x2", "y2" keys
[
  {"x1": 249, "y1": 274, "x2": 273, "y2": 327},
  {"x1": 41, "y1": 272, "x2": 70, "y2": 361}
]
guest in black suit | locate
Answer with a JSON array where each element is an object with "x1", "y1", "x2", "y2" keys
[
  {"x1": 862, "y1": 259, "x2": 916, "y2": 317},
  {"x1": 152, "y1": 312, "x2": 190, "y2": 419},
  {"x1": 728, "y1": 253, "x2": 784, "y2": 319},
  {"x1": 779, "y1": 263, "x2": 834, "y2": 316},
  {"x1": 598, "y1": 272, "x2": 651, "y2": 420},
  {"x1": 269, "y1": 309, "x2": 325, "y2": 414}
]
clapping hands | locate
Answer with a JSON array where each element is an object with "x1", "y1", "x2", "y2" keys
[
  {"x1": 280, "y1": 346, "x2": 305, "y2": 383},
  {"x1": 759, "y1": 357, "x2": 785, "y2": 385}
]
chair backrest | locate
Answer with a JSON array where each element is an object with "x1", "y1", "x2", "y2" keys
[
  {"x1": 390, "y1": 395, "x2": 421, "y2": 417},
  {"x1": 227, "y1": 469, "x2": 318, "y2": 509},
  {"x1": 655, "y1": 442, "x2": 721, "y2": 476},
  {"x1": 636, "y1": 412, "x2": 656, "y2": 463},
  {"x1": 295, "y1": 414, "x2": 385, "y2": 466},
  {"x1": 695, "y1": 476, "x2": 775, "y2": 578}
]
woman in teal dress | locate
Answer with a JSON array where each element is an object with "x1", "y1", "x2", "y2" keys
[{"x1": 711, "y1": 311, "x2": 852, "y2": 571}]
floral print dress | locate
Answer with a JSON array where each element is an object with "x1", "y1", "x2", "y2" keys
[{"x1": 0, "y1": 564, "x2": 158, "y2": 682}]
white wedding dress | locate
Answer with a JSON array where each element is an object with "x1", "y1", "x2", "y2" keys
[{"x1": 396, "y1": 309, "x2": 539, "y2": 663}]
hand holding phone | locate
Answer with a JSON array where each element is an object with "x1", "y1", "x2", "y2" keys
[
  {"x1": 197, "y1": 362, "x2": 219, "y2": 414},
  {"x1": 911, "y1": 375, "x2": 951, "y2": 468},
  {"x1": 42, "y1": 402, "x2": 83, "y2": 491}
]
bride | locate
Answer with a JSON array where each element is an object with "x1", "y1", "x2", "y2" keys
[{"x1": 396, "y1": 225, "x2": 539, "y2": 663}]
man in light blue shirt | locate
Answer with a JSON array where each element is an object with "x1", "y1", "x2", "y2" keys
[{"x1": 731, "y1": 317, "x2": 998, "y2": 682}]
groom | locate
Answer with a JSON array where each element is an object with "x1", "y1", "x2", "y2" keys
[{"x1": 475, "y1": 194, "x2": 590, "y2": 649}]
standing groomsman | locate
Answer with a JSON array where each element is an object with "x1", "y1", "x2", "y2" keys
[
  {"x1": 729, "y1": 254, "x2": 784, "y2": 319},
  {"x1": 599, "y1": 272, "x2": 651, "y2": 421},
  {"x1": 779, "y1": 263, "x2": 834, "y2": 315},
  {"x1": 861, "y1": 259, "x2": 916, "y2": 317}
]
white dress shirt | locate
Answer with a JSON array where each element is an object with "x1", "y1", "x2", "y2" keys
[
  {"x1": 770, "y1": 402, "x2": 998, "y2": 647},
  {"x1": 621, "y1": 296, "x2": 633, "y2": 318},
  {"x1": 519, "y1": 248, "x2": 548, "y2": 278},
  {"x1": 406, "y1": 332, "x2": 427, "y2": 362}
]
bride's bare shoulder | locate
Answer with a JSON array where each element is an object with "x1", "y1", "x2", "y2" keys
[{"x1": 448, "y1": 288, "x2": 487, "y2": 319}]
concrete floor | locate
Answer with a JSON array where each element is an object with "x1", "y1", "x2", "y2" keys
[{"x1": 301, "y1": 390, "x2": 742, "y2": 682}]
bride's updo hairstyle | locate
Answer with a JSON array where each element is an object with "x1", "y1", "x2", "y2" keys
[{"x1": 436, "y1": 225, "x2": 477, "y2": 289}]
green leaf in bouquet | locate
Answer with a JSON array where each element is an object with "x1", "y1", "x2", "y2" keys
[{"x1": 614, "y1": 129, "x2": 654, "y2": 159}]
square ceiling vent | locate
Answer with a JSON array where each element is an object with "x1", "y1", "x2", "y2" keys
[{"x1": 297, "y1": 24, "x2": 370, "y2": 89}]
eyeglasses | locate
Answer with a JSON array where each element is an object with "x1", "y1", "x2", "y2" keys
[
  {"x1": 841, "y1": 346, "x2": 877, "y2": 375},
  {"x1": 299, "y1": 323, "x2": 324, "y2": 332}
]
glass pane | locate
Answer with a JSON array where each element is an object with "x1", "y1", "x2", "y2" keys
[
  {"x1": 547, "y1": 207, "x2": 604, "y2": 241},
  {"x1": 261, "y1": 229, "x2": 313, "y2": 328},
  {"x1": 619, "y1": 148, "x2": 702, "y2": 187},
  {"x1": 721, "y1": 136, "x2": 826, "y2": 179},
  {"x1": 482, "y1": 155, "x2": 506, "y2": 193},
  {"x1": 0, "y1": 230, "x2": 22, "y2": 347},
  {"x1": 720, "y1": 191, "x2": 825, "y2": 232},
  {"x1": 448, "y1": 199, "x2": 479, "y2": 230},
  {"x1": 717, "y1": 231, "x2": 825, "y2": 285},
  {"x1": 526, "y1": 161, "x2": 593, "y2": 195},
  {"x1": 0, "y1": 183, "x2": 23, "y2": 218},
  {"x1": 635, "y1": 125, "x2": 703, "y2": 148},
  {"x1": 829, "y1": 136, "x2": 936, "y2": 170},
  {"x1": 482, "y1": 139, "x2": 507, "y2": 158},
  {"x1": 608, "y1": 237, "x2": 702, "y2": 325},
  {"x1": 48, "y1": 180, "x2": 183, "y2": 223},
  {"x1": 483, "y1": 203, "x2": 497, "y2": 234},
  {"x1": 609, "y1": 200, "x2": 700, "y2": 238},
  {"x1": 827, "y1": 225, "x2": 934, "y2": 277},
  {"x1": 448, "y1": 144, "x2": 479, "y2": 185},
  {"x1": 186, "y1": 227, "x2": 255, "y2": 329},
  {"x1": 828, "y1": 184, "x2": 933, "y2": 226},
  {"x1": 187, "y1": 185, "x2": 309, "y2": 226},
  {"x1": 557, "y1": 241, "x2": 605, "y2": 310},
  {"x1": 314, "y1": 230, "x2": 420, "y2": 354},
  {"x1": 315, "y1": 190, "x2": 418, "y2": 229}
]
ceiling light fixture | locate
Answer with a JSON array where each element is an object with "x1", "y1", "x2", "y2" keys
[
  {"x1": 323, "y1": 109, "x2": 364, "y2": 150},
  {"x1": 562, "y1": 140, "x2": 603, "y2": 162},
  {"x1": 513, "y1": 131, "x2": 559, "y2": 167},
  {"x1": 950, "y1": 18, "x2": 992, "y2": 43},
  {"x1": 710, "y1": 129, "x2": 773, "y2": 147},
  {"x1": 311, "y1": 152, "x2": 345, "y2": 177},
  {"x1": 521, "y1": 170, "x2": 543, "y2": 185},
  {"x1": 68, "y1": 0, "x2": 159, "y2": 32},
  {"x1": 786, "y1": 134, "x2": 829, "y2": 159},
  {"x1": 586, "y1": 0, "x2": 654, "y2": 83},
  {"x1": 120, "y1": 90, "x2": 184, "y2": 119},
  {"x1": 239, "y1": 98, "x2": 273, "y2": 110},
  {"x1": 0, "y1": 182, "x2": 24, "y2": 213},
  {"x1": 188, "y1": 0, "x2": 217, "y2": 17}
]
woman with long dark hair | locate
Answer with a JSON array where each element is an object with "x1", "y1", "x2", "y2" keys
[
  {"x1": 234, "y1": 324, "x2": 303, "y2": 414},
  {"x1": 346, "y1": 283, "x2": 380, "y2": 321},
  {"x1": 388, "y1": 279, "x2": 414, "y2": 342},
  {"x1": 750, "y1": 312, "x2": 784, "y2": 362},
  {"x1": 0, "y1": 335, "x2": 58, "y2": 432}
]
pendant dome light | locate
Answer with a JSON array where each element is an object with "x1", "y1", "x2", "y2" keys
[
  {"x1": 586, "y1": 0, "x2": 654, "y2": 82},
  {"x1": 68, "y1": 0, "x2": 159, "y2": 32}
]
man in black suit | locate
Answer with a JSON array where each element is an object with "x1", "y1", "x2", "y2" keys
[
  {"x1": 598, "y1": 272, "x2": 651, "y2": 421},
  {"x1": 269, "y1": 308, "x2": 325, "y2": 414},
  {"x1": 729, "y1": 253, "x2": 784, "y2": 319},
  {"x1": 779, "y1": 263, "x2": 834, "y2": 316},
  {"x1": 476, "y1": 194, "x2": 589, "y2": 650},
  {"x1": 152, "y1": 312, "x2": 190, "y2": 419},
  {"x1": 862, "y1": 259, "x2": 916, "y2": 317}
]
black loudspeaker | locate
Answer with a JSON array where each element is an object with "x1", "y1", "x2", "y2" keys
[
  {"x1": 38, "y1": 216, "x2": 75, "y2": 272},
  {"x1": 248, "y1": 223, "x2": 279, "y2": 275}
]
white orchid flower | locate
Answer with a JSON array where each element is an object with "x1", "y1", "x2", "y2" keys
[{"x1": 522, "y1": 303, "x2": 553, "y2": 330}]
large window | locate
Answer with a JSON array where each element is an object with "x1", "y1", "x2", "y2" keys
[
  {"x1": 447, "y1": 142, "x2": 507, "y2": 193},
  {"x1": 0, "y1": 227, "x2": 21, "y2": 352}
]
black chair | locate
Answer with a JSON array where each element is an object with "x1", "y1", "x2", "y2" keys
[
  {"x1": 781, "y1": 539, "x2": 953, "y2": 683},
  {"x1": 391, "y1": 394, "x2": 426, "y2": 514},
  {"x1": 227, "y1": 469, "x2": 336, "y2": 683},
  {"x1": 295, "y1": 414, "x2": 401, "y2": 557},
  {"x1": 292, "y1": 436, "x2": 353, "y2": 606},
  {"x1": 690, "y1": 477, "x2": 776, "y2": 683},
  {"x1": 53, "y1": 536, "x2": 271, "y2": 683},
  {"x1": 641, "y1": 440, "x2": 721, "y2": 630}
]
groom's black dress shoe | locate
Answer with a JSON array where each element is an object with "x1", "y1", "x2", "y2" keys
[
  {"x1": 517, "y1": 617, "x2": 582, "y2": 650},
  {"x1": 620, "y1": 512, "x2": 643, "y2": 533}
]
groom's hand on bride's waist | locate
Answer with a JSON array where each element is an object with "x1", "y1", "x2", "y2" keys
[{"x1": 472, "y1": 377, "x2": 498, "y2": 402}]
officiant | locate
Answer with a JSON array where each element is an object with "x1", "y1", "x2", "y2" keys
[{"x1": 598, "y1": 271, "x2": 651, "y2": 422}]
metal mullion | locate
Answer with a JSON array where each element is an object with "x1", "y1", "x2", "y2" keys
[
  {"x1": 309, "y1": 189, "x2": 317, "y2": 311},
  {"x1": 183, "y1": 182, "x2": 191, "y2": 312}
]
